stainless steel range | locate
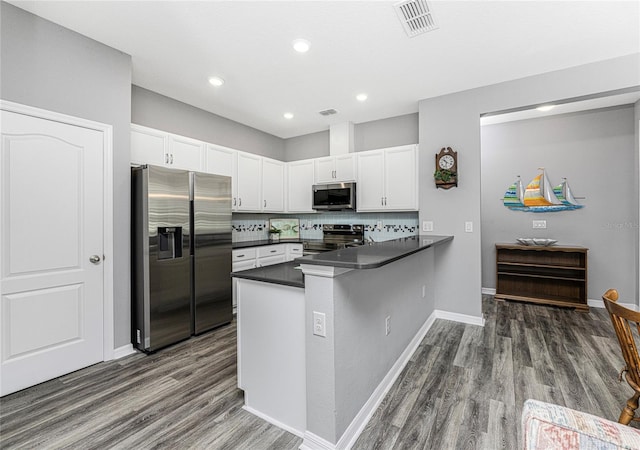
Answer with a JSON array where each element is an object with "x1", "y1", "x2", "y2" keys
[{"x1": 303, "y1": 224, "x2": 365, "y2": 255}]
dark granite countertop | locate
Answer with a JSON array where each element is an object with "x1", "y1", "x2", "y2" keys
[
  {"x1": 294, "y1": 235, "x2": 453, "y2": 270},
  {"x1": 231, "y1": 261, "x2": 304, "y2": 288}
]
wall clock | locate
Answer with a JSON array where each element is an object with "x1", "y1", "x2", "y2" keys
[{"x1": 434, "y1": 147, "x2": 458, "y2": 189}]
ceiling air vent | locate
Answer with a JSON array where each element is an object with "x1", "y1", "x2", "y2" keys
[
  {"x1": 318, "y1": 109, "x2": 338, "y2": 116},
  {"x1": 394, "y1": 0, "x2": 438, "y2": 38}
]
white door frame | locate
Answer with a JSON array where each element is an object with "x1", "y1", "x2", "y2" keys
[{"x1": 1, "y1": 99, "x2": 115, "y2": 361}]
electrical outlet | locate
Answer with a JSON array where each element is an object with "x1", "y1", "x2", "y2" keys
[
  {"x1": 136, "y1": 329, "x2": 141, "y2": 344},
  {"x1": 423, "y1": 221, "x2": 434, "y2": 232},
  {"x1": 377, "y1": 221, "x2": 383, "y2": 230},
  {"x1": 533, "y1": 220, "x2": 547, "y2": 229},
  {"x1": 385, "y1": 316, "x2": 391, "y2": 336},
  {"x1": 465, "y1": 221, "x2": 473, "y2": 233},
  {"x1": 313, "y1": 311, "x2": 326, "y2": 337}
]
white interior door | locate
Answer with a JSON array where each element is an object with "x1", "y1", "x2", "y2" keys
[{"x1": 1, "y1": 110, "x2": 104, "y2": 396}]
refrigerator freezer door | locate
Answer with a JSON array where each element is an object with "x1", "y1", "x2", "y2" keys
[
  {"x1": 192, "y1": 172, "x2": 233, "y2": 334},
  {"x1": 132, "y1": 165, "x2": 192, "y2": 352}
]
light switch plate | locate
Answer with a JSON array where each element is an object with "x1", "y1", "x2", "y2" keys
[
  {"x1": 423, "y1": 221, "x2": 434, "y2": 232},
  {"x1": 465, "y1": 221, "x2": 473, "y2": 233}
]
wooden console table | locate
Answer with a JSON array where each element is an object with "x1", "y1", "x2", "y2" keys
[{"x1": 495, "y1": 244, "x2": 588, "y2": 311}]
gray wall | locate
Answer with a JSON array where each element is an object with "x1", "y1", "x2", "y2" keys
[
  {"x1": 419, "y1": 54, "x2": 640, "y2": 318},
  {"x1": 480, "y1": 106, "x2": 636, "y2": 300},
  {"x1": 284, "y1": 113, "x2": 419, "y2": 161},
  {"x1": 1, "y1": 2, "x2": 133, "y2": 348},
  {"x1": 132, "y1": 86, "x2": 285, "y2": 160},
  {"x1": 283, "y1": 130, "x2": 329, "y2": 162},
  {"x1": 355, "y1": 113, "x2": 419, "y2": 152}
]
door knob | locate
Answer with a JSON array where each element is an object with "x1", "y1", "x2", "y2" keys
[{"x1": 89, "y1": 255, "x2": 101, "y2": 264}]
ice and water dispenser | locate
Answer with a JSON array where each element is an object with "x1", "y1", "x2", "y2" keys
[{"x1": 157, "y1": 226, "x2": 183, "y2": 260}]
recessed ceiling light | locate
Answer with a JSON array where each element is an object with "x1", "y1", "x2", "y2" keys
[
  {"x1": 292, "y1": 39, "x2": 311, "y2": 53},
  {"x1": 536, "y1": 105, "x2": 555, "y2": 112},
  {"x1": 208, "y1": 76, "x2": 225, "y2": 87},
  {"x1": 283, "y1": 112, "x2": 294, "y2": 120},
  {"x1": 356, "y1": 93, "x2": 368, "y2": 102}
]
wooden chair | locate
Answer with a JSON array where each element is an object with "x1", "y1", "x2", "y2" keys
[{"x1": 603, "y1": 288, "x2": 640, "y2": 425}]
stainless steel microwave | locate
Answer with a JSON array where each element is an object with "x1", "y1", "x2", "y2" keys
[{"x1": 312, "y1": 183, "x2": 356, "y2": 210}]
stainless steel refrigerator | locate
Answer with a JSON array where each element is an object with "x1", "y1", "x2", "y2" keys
[{"x1": 131, "y1": 165, "x2": 232, "y2": 353}]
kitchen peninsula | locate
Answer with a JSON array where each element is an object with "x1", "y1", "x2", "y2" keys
[{"x1": 232, "y1": 235, "x2": 453, "y2": 450}]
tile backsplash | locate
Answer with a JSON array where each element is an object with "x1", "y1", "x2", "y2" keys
[{"x1": 232, "y1": 212, "x2": 419, "y2": 242}]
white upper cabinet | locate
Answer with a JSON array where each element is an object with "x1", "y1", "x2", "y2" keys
[
  {"x1": 287, "y1": 159, "x2": 315, "y2": 213},
  {"x1": 236, "y1": 151, "x2": 262, "y2": 211},
  {"x1": 315, "y1": 154, "x2": 356, "y2": 183},
  {"x1": 131, "y1": 124, "x2": 168, "y2": 166},
  {"x1": 205, "y1": 144, "x2": 235, "y2": 177},
  {"x1": 167, "y1": 134, "x2": 204, "y2": 171},
  {"x1": 131, "y1": 124, "x2": 203, "y2": 171},
  {"x1": 261, "y1": 157, "x2": 285, "y2": 212},
  {"x1": 357, "y1": 150, "x2": 385, "y2": 211},
  {"x1": 357, "y1": 145, "x2": 418, "y2": 212}
]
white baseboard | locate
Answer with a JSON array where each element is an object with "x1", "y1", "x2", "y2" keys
[
  {"x1": 113, "y1": 344, "x2": 136, "y2": 360},
  {"x1": 242, "y1": 405, "x2": 304, "y2": 438},
  {"x1": 435, "y1": 309, "x2": 485, "y2": 327},
  {"x1": 300, "y1": 311, "x2": 439, "y2": 450},
  {"x1": 300, "y1": 431, "x2": 336, "y2": 450},
  {"x1": 481, "y1": 287, "x2": 496, "y2": 295}
]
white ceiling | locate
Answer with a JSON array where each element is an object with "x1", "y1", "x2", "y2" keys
[{"x1": 9, "y1": 1, "x2": 639, "y2": 139}]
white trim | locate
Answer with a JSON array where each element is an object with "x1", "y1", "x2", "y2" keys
[
  {"x1": 0, "y1": 100, "x2": 116, "y2": 362},
  {"x1": 481, "y1": 287, "x2": 496, "y2": 295},
  {"x1": 113, "y1": 344, "x2": 136, "y2": 360},
  {"x1": 299, "y1": 264, "x2": 353, "y2": 278},
  {"x1": 300, "y1": 431, "x2": 336, "y2": 450},
  {"x1": 435, "y1": 309, "x2": 485, "y2": 327},
  {"x1": 242, "y1": 405, "x2": 304, "y2": 438},
  {"x1": 301, "y1": 311, "x2": 439, "y2": 450},
  {"x1": 589, "y1": 298, "x2": 639, "y2": 311}
]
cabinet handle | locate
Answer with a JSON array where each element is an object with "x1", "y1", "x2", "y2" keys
[
  {"x1": 381, "y1": 197, "x2": 384, "y2": 206},
  {"x1": 239, "y1": 198, "x2": 242, "y2": 206},
  {"x1": 237, "y1": 254, "x2": 245, "y2": 258},
  {"x1": 384, "y1": 197, "x2": 387, "y2": 206},
  {"x1": 165, "y1": 153, "x2": 169, "y2": 164},
  {"x1": 270, "y1": 250, "x2": 276, "y2": 253},
  {"x1": 233, "y1": 198, "x2": 237, "y2": 206},
  {"x1": 264, "y1": 200, "x2": 266, "y2": 207},
  {"x1": 170, "y1": 154, "x2": 174, "y2": 164}
]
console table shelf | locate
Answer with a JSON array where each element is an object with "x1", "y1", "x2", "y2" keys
[{"x1": 495, "y1": 244, "x2": 588, "y2": 311}]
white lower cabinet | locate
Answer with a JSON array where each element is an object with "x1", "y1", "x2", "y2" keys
[{"x1": 286, "y1": 244, "x2": 303, "y2": 261}]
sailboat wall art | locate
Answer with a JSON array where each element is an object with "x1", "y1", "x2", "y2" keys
[{"x1": 503, "y1": 168, "x2": 583, "y2": 212}]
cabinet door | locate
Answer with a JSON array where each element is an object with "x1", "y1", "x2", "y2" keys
[
  {"x1": 233, "y1": 259, "x2": 257, "y2": 272},
  {"x1": 236, "y1": 152, "x2": 262, "y2": 211},
  {"x1": 206, "y1": 144, "x2": 238, "y2": 209},
  {"x1": 257, "y1": 254, "x2": 286, "y2": 267},
  {"x1": 315, "y1": 157, "x2": 335, "y2": 183},
  {"x1": 385, "y1": 145, "x2": 418, "y2": 211},
  {"x1": 287, "y1": 160, "x2": 315, "y2": 212},
  {"x1": 168, "y1": 134, "x2": 204, "y2": 171},
  {"x1": 334, "y1": 154, "x2": 356, "y2": 182},
  {"x1": 205, "y1": 144, "x2": 235, "y2": 177},
  {"x1": 286, "y1": 244, "x2": 303, "y2": 261},
  {"x1": 356, "y1": 150, "x2": 385, "y2": 211},
  {"x1": 262, "y1": 158, "x2": 285, "y2": 212},
  {"x1": 131, "y1": 125, "x2": 167, "y2": 166}
]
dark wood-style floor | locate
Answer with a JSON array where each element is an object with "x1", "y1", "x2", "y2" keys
[{"x1": 1, "y1": 296, "x2": 636, "y2": 449}]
